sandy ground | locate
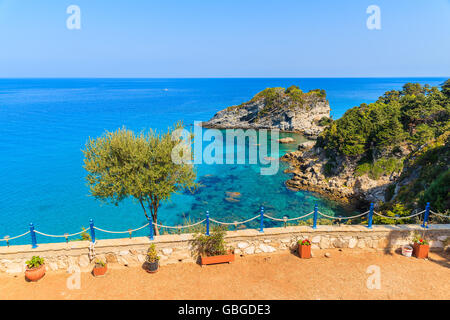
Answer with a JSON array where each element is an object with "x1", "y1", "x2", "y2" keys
[{"x1": 1, "y1": 249, "x2": 449, "y2": 300}]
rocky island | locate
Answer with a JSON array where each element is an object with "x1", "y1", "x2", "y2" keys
[{"x1": 202, "y1": 86, "x2": 331, "y2": 138}]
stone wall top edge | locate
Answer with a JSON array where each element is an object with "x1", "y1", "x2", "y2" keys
[{"x1": 1, "y1": 224, "x2": 449, "y2": 255}]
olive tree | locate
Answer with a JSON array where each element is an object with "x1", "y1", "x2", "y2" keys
[{"x1": 83, "y1": 123, "x2": 197, "y2": 234}]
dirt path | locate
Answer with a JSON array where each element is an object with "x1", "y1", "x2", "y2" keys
[{"x1": 1, "y1": 249, "x2": 449, "y2": 300}]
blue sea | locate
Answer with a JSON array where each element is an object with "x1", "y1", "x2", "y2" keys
[{"x1": 0, "y1": 78, "x2": 446, "y2": 245}]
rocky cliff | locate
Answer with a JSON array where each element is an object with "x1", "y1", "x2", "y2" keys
[
  {"x1": 281, "y1": 142, "x2": 403, "y2": 207},
  {"x1": 202, "y1": 86, "x2": 331, "y2": 138}
]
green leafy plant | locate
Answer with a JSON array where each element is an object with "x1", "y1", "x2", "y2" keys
[
  {"x1": 69, "y1": 227, "x2": 92, "y2": 242},
  {"x1": 94, "y1": 259, "x2": 106, "y2": 268},
  {"x1": 26, "y1": 256, "x2": 44, "y2": 269},
  {"x1": 298, "y1": 239, "x2": 311, "y2": 246},
  {"x1": 413, "y1": 234, "x2": 429, "y2": 245},
  {"x1": 192, "y1": 226, "x2": 230, "y2": 257},
  {"x1": 413, "y1": 231, "x2": 428, "y2": 245},
  {"x1": 80, "y1": 227, "x2": 91, "y2": 241},
  {"x1": 146, "y1": 244, "x2": 160, "y2": 263},
  {"x1": 373, "y1": 203, "x2": 415, "y2": 225}
]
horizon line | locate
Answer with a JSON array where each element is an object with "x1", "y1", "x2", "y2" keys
[{"x1": 0, "y1": 76, "x2": 448, "y2": 80}]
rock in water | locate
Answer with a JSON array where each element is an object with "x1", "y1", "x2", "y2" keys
[
  {"x1": 226, "y1": 191, "x2": 241, "y2": 198},
  {"x1": 202, "y1": 86, "x2": 331, "y2": 138},
  {"x1": 278, "y1": 137, "x2": 295, "y2": 144}
]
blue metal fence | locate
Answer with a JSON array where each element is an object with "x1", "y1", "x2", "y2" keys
[{"x1": 0, "y1": 202, "x2": 448, "y2": 248}]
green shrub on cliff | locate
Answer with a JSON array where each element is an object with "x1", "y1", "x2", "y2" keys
[
  {"x1": 373, "y1": 203, "x2": 415, "y2": 225},
  {"x1": 355, "y1": 158, "x2": 404, "y2": 180},
  {"x1": 242, "y1": 85, "x2": 328, "y2": 117},
  {"x1": 307, "y1": 89, "x2": 327, "y2": 98},
  {"x1": 394, "y1": 131, "x2": 450, "y2": 213},
  {"x1": 285, "y1": 85, "x2": 304, "y2": 103},
  {"x1": 252, "y1": 87, "x2": 284, "y2": 108},
  {"x1": 421, "y1": 169, "x2": 450, "y2": 212},
  {"x1": 318, "y1": 81, "x2": 449, "y2": 158},
  {"x1": 442, "y1": 79, "x2": 450, "y2": 97},
  {"x1": 317, "y1": 100, "x2": 409, "y2": 156},
  {"x1": 318, "y1": 116, "x2": 333, "y2": 127}
]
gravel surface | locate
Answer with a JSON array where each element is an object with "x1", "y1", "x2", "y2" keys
[{"x1": 1, "y1": 249, "x2": 448, "y2": 300}]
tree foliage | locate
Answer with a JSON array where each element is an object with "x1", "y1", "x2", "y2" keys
[
  {"x1": 317, "y1": 81, "x2": 449, "y2": 159},
  {"x1": 373, "y1": 203, "x2": 414, "y2": 225},
  {"x1": 442, "y1": 79, "x2": 450, "y2": 98},
  {"x1": 395, "y1": 131, "x2": 450, "y2": 213},
  {"x1": 83, "y1": 123, "x2": 197, "y2": 234}
]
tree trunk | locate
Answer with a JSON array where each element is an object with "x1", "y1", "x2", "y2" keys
[
  {"x1": 139, "y1": 198, "x2": 159, "y2": 235},
  {"x1": 139, "y1": 198, "x2": 150, "y2": 221},
  {"x1": 149, "y1": 196, "x2": 160, "y2": 236},
  {"x1": 152, "y1": 211, "x2": 160, "y2": 236}
]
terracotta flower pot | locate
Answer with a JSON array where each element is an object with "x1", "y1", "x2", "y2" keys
[
  {"x1": 92, "y1": 264, "x2": 108, "y2": 277},
  {"x1": 25, "y1": 264, "x2": 46, "y2": 282},
  {"x1": 298, "y1": 245, "x2": 311, "y2": 259},
  {"x1": 413, "y1": 243, "x2": 429, "y2": 259},
  {"x1": 201, "y1": 251, "x2": 235, "y2": 266},
  {"x1": 146, "y1": 260, "x2": 159, "y2": 273}
]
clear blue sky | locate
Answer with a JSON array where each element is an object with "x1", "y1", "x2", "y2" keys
[{"x1": 0, "y1": 0, "x2": 449, "y2": 77}]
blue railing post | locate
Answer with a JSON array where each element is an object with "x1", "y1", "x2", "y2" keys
[
  {"x1": 206, "y1": 211, "x2": 210, "y2": 236},
  {"x1": 367, "y1": 203, "x2": 374, "y2": 229},
  {"x1": 259, "y1": 206, "x2": 264, "y2": 233},
  {"x1": 422, "y1": 202, "x2": 430, "y2": 229},
  {"x1": 89, "y1": 219, "x2": 96, "y2": 243},
  {"x1": 313, "y1": 204, "x2": 318, "y2": 229},
  {"x1": 29, "y1": 223, "x2": 38, "y2": 249},
  {"x1": 149, "y1": 219, "x2": 154, "y2": 240}
]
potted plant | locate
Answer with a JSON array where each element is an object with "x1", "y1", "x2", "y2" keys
[
  {"x1": 25, "y1": 256, "x2": 46, "y2": 282},
  {"x1": 413, "y1": 236, "x2": 429, "y2": 259},
  {"x1": 193, "y1": 226, "x2": 234, "y2": 266},
  {"x1": 145, "y1": 244, "x2": 160, "y2": 273},
  {"x1": 298, "y1": 239, "x2": 312, "y2": 259},
  {"x1": 401, "y1": 245, "x2": 413, "y2": 257},
  {"x1": 92, "y1": 259, "x2": 107, "y2": 277}
]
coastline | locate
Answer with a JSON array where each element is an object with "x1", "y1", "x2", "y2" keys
[
  {"x1": 201, "y1": 123, "x2": 321, "y2": 139},
  {"x1": 281, "y1": 152, "x2": 364, "y2": 211}
]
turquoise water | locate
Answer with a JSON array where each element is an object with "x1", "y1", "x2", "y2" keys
[{"x1": 0, "y1": 78, "x2": 446, "y2": 244}]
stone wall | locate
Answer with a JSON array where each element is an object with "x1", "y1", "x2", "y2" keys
[{"x1": 1, "y1": 224, "x2": 449, "y2": 275}]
